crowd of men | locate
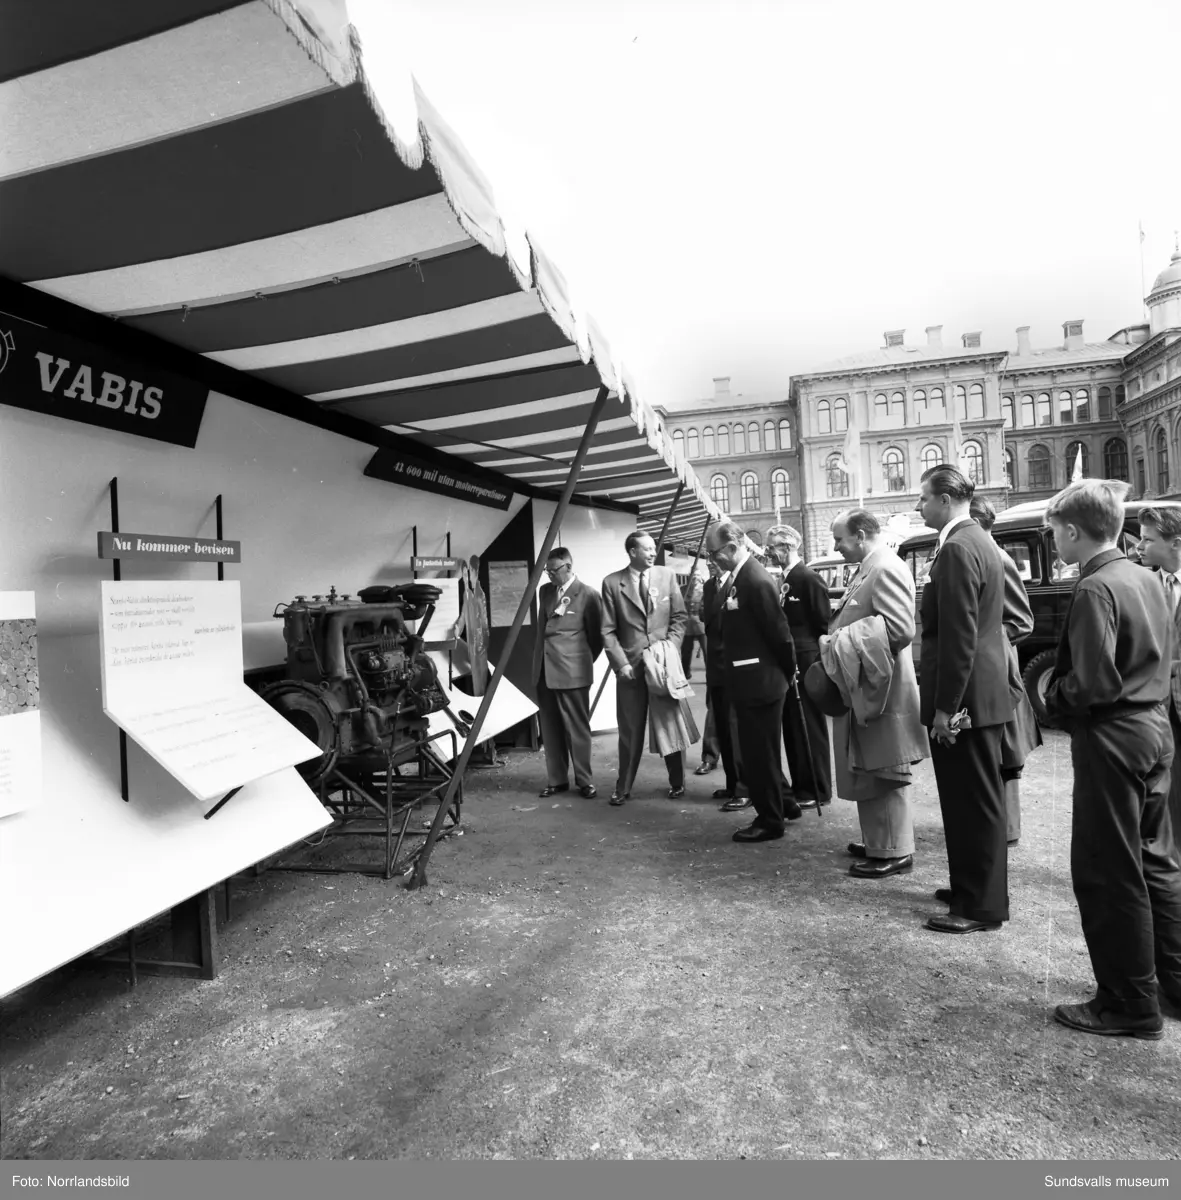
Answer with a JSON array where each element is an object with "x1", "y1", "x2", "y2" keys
[{"x1": 530, "y1": 466, "x2": 1181, "y2": 1040}]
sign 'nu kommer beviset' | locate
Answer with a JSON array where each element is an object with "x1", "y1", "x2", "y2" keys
[{"x1": 97, "y1": 532, "x2": 242, "y2": 563}]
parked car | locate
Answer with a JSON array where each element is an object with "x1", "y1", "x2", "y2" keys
[
  {"x1": 806, "y1": 552, "x2": 860, "y2": 612},
  {"x1": 896, "y1": 499, "x2": 1180, "y2": 728}
]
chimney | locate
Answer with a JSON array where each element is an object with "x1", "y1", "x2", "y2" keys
[
  {"x1": 713, "y1": 376, "x2": 731, "y2": 401},
  {"x1": 1063, "y1": 320, "x2": 1084, "y2": 351},
  {"x1": 884, "y1": 329, "x2": 905, "y2": 348},
  {"x1": 1016, "y1": 326, "x2": 1032, "y2": 356},
  {"x1": 925, "y1": 325, "x2": 943, "y2": 348},
  {"x1": 961, "y1": 331, "x2": 982, "y2": 349}
]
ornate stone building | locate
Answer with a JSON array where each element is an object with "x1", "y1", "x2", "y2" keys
[
  {"x1": 1120, "y1": 245, "x2": 1181, "y2": 499},
  {"x1": 656, "y1": 377, "x2": 802, "y2": 547}
]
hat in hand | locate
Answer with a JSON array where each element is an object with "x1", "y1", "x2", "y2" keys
[{"x1": 804, "y1": 660, "x2": 849, "y2": 717}]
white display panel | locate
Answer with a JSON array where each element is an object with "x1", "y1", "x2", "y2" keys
[
  {"x1": 99, "y1": 581, "x2": 320, "y2": 800},
  {"x1": 0, "y1": 590, "x2": 41, "y2": 818},
  {"x1": 425, "y1": 658, "x2": 538, "y2": 760}
]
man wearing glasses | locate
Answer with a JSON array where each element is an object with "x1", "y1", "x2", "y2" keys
[{"x1": 532, "y1": 547, "x2": 604, "y2": 799}]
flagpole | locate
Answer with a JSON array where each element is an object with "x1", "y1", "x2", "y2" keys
[{"x1": 1140, "y1": 220, "x2": 1148, "y2": 318}]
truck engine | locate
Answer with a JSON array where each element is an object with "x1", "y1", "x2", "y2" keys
[{"x1": 261, "y1": 584, "x2": 449, "y2": 785}]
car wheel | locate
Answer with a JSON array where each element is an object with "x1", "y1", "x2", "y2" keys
[{"x1": 1022, "y1": 649, "x2": 1062, "y2": 729}]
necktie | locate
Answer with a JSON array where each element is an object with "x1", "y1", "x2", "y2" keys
[
  {"x1": 640, "y1": 571, "x2": 653, "y2": 615},
  {"x1": 1165, "y1": 572, "x2": 1178, "y2": 612}
]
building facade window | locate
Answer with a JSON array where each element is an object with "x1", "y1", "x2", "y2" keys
[
  {"x1": 771, "y1": 469, "x2": 790, "y2": 510},
  {"x1": 764, "y1": 420, "x2": 776, "y2": 452},
  {"x1": 954, "y1": 385, "x2": 967, "y2": 419},
  {"x1": 890, "y1": 390, "x2": 906, "y2": 423},
  {"x1": 1004, "y1": 447, "x2": 1017, "y2": 489},
  {"x1": 1157, "y1": 428, "x2": 1170, "y2": 494},
  {"x1": 913, "y1": 389, "x2": 927, "y2": 415},
  {"x1": 930, "y1": 387, "x2": 944, "y2": 414},
  {"x1": 1098, "y1": 386, "x2": 1113, "y2": 421},
  {"x1": 1065, "y1": 440, "x2": 1088, "y2": 478},
  {"x1": 687, "y1": 428, "x2": 700, "y2": 458},
  {"x1": 1028, "y1": 444, "x2": 1051, "y2": 490},
  {"x1": 718, "y1": 425, "x2": 730, "y2": 455},
  {"x1": 1075, "y1": 389, "x2": 1090, "y2": 423},
  {"x1": 961, "y1": 439, "x2": 984, "y2": 485},
  {"x1": 834, "y1": 398, "x2": 849, "y2": 432},
  {"x1": 1116, "y1": 385, "x2": 1126, "y2": 407},
  {"x1": 710, "y1": 473, "x2": 729, "y2": 508},
  {"x1": 748, "y1": 422, "x2": 760, "y2": 453},
  {"x1": 968, "y1": 383, "x2": 985, "y2": 419},
  {"x1": 673, "y1": 429, "x2": 685, "y2": 456},
  {"x1": 1037, "y1": 392, "x2": 1052, "y2": 426},
  {"x1": 740, "y1": 470, "x2": 760, "y2": 511},
  {"x1": 874, "y1": 393, "x2": 888, "y2": 422},
  {"x1": 883, "y1": 446, "x2": 906, "y2": 492},
  {"x1": 826, "y1": 453, "x2": 849, "y2": 498},
  {"x1": 1058, "y1": 390, "x2": 1074, "y2": 425},
  {"x1": 1104, "y1": 437, "x2": 1128, "y2": 481},
  {"x1": 817, "y1": 400, "x2": 831, "y2": 435},
  {"x1": 734, "y1": 424, "x2": 746, "y2": 455},
  {"x1": 1020, "y1": 394, "x2": 1035, "y2": 427},
  {"x1": 778, "y1": 418, "x2": 792, "y2": 449},
  {"x1": 1002, "y1": 394, "x2": 1015, "y2": 429},
  {"x1": 920, "y1": 443, "x2": 942, "y2": 474},
  {"x1": 1136, "y1": 457, "x2": 1146, "y2": 496},
  {"x1": 703, "y1": 426, "x2": 715, "y2": 456}
]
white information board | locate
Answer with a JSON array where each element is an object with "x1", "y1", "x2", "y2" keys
[
  {"x1": 424, "y1": 657, "x2": 538, "y2": 761},
  {"x1": 99, "y1": 581, "x2": 321, "y2": 801},
  {"x1": 424, "y1": 576, "x2": 461, "y2": 642},
  {"x1": 0, "y1": 591, "x2": 42, "y2": 818}
]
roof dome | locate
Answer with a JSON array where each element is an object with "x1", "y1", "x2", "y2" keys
[{"x1": 1149, "y1": 245, "x2": 1181, "y2": 299}]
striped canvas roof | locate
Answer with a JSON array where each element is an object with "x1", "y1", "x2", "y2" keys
[{"x1": 0, "y1": 0, "x2": 721, "y2": 546}]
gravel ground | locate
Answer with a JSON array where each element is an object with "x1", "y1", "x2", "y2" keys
[{"x1": 2, "y1": 684, "x2": 1179, "y2": 1161}]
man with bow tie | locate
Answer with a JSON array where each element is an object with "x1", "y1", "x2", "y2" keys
[
  {"x1": 1137, "y1": 504, "x2": 1181, "y2": 838},
  {"x1": 533, "y1": 547, "x2": 604, "y2": 799},
  {"x1": 600, "y1": 531, "x2": 688, "y2": 805}
]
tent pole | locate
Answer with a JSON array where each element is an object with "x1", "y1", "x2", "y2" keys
[
  {"x1": 653, "y1": 483, "x2": 685, "y2": 565},
  {"x1": 408, "y1": 385, "x2": 612, "y2": 890},
  {"x1": 692, "y1": 512, "x2": 710, "y2": 564}
]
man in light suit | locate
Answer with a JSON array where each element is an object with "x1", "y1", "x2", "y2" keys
[
  {"x1": 532, "y1": 547, "x2": 603, "y2": 800},
  {"x1": 1138, "y1": 504, "x2": 1181, "y2": 837},
  {"x1": 705, "y1": 519, "x2": 801, "y2": 842},
  {"x1": 917, "y1": 465, "x2": 1021, "y2": 935},
  {"x1": 601, "y1": 531, "x2": 688, "y2": 805},
  {"x1": 828, "y1": 509, "x2": 929, "y2": 877}
]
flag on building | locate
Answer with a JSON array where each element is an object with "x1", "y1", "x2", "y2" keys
[
  {"x1": 950, "y1": 407, "x2": 966, "y2": 469},
  {"x1": 1072, "y1": 443, "x2": 1084, "y2": 482},
  {"x1": 835, "y1": 416, "x2": 861, "y2": 495}
]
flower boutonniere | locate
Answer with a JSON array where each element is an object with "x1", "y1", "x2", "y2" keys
[
  {"x1": 553, "y1": 595, "x2": 572, "y2": 620},
  {"x1": 725, "y1": 586, "x2": 739, "y2": 611}
]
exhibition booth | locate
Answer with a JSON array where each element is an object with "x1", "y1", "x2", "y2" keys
[{"x1": 0, "y1": 0, "x2": 720, "y2": 995}]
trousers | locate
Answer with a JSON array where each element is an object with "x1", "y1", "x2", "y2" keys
[
  {"x1": 733, "y1": 696, "x2": 788, "y2": 832},
  {"x1": 781, "y1": 647, "x2": 832, "y2": 805},
  {"x1": 1070, "y1": 708, "x2": 1181, "y2": 1016},
  {"x1": 536, "y1": 678, "x2": 593, "y2": 788},
  {"x1": 615, "y1": 674, "x2": 683, "y2": 794},
  {"x1": 856, "y1": 789, "x2": 915, "y2": 858}
]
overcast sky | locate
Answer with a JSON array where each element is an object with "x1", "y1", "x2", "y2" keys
[{"x1": 350, "y1": 0, "x2": 1180, "y2": 411}]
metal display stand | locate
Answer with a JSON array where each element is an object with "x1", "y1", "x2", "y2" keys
[{"x1": 263, "y1": 729, "x2": 461, "y2": 880}]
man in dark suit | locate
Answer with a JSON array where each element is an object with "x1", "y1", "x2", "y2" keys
[
  {"x1": 532, "y1": 547, "x2": 603, "y2": 800},
  {"x1": 1137, "y1": 504, "x2": 1181, "y2": 839},
  {"x1": 705, "y1": 519, "x2": 801, "y2": 843},
  {"x1": 765, "y1": 523, "x2": 832, "y2": 811},
  {"x1": 1044, "y1": 481, "x2": 1181, "y2": 1039},
  {"x1": 600, "y1": 531, "x2": 688, "y2": 805},
  {"x1": 702, "y1": 558, "x2": 747, "y2": 811},
  {"x1": 917, "y1": 465, "x2": 1020, "y2": 934}
]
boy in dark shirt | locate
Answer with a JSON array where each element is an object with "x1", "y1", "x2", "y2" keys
[{"x1": 1045, "y1": 480, "x2": 1181, "y2": 1039}]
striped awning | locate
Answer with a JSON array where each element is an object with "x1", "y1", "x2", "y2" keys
[{"x1": 0, "y1": 0, "x2": 720, "y2": 546}]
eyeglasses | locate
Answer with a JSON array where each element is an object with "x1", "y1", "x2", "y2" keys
[{"x1": 544, "y1": 564, "x2": 569, "y2": 577}]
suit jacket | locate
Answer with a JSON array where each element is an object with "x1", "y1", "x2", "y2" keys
[
  {"x1": 532, "y1": 577, "x2": 603, "y2": 689},
  {"x1": 601, "y1": 564, "x2": 687, "y2": 673},
  {"x1": 782, "y1": 561, "x2": 830, "y2": 652},
  {"x1": 920, "y1": 519, "x2": 1020, "y2": 728},
  {"x1": 998, "y1": 546, "x2": 1035, "y2": 645},
  {"x1": 1152, "y1": 568, "x2": 1181, "y2": 716},
  {"x1": 702, "y1": 576, "x2": 728, "y2": 686},
  {"x1": 719, "y1": 555, "x2": 796, "y2": 705},
  {"x1": 829, "y1": 545, "x2": 928, "y2": 768}
]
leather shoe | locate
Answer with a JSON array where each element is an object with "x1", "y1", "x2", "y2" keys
[
  {"x1": 579, "y1": 785, "x2": 597, "y2": 799},
  {"x1": 732, "y1": 822, "x2": 784, "y2": 843},
  {"x1": 721, "y1": 796, "x2": 752, "y2": 812},
  {"x1": 668, "y1": 785, "x2": 686, "y2": 799},
  {"x1": 924, "y1": 914, "x2": 1001, "y2": 934},
  {"x1": 609, "y1": 790, "x2": 628, "y2": 806},
  {"x1": 785, "y1": 803, "x2": 803, "y2": 822},
  {"x1": 712, "y1": 787, "x2": 735, "y2": 800},
  {"x1": 539, "y1": 784, "x2": 569, "y2": 798},
  {"x1": 797, "y1": 798, "x2": 832, "y2": 810},
  {"x1": 1053, "y1": 999, "x2": 1163, "y2": 1041},
  {"x1": 933, "y1": 887, "x2": 954, "y2": 904},
  {"x1": 847, "y1": 842, "x2": 867, "y2": 858},
  {"x1": 694, "y1": 761, "x2": 717, "y2": 775},
  {"x1": 849, "y1": 854, "x2": 913, "y2": 878}
]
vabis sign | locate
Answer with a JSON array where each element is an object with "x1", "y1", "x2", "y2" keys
[{"x1": 0, "y1": 311, "x2": 208, "y2": 448}]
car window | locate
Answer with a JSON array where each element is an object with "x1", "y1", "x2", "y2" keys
[
  {"x1": 1120, "y1": 530, "x2": 1143, "y2": 564},
  {"x1": 997, "y1": 538, "x2": 1040, "y2": 585},
  {"x1": 1051, "y1": 551, "x2": 1079, "y2": 582},
  {"x1": 909, "y1": 544, "x2": 937, "y2": 588}
]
